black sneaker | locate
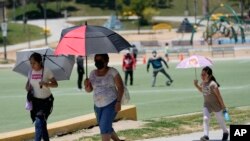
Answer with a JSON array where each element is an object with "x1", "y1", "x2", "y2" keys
[
  {"x1": 200, "y1": 135, "x2": 209, "y2": 141},
  {"x1": 222, "y1": 132, "x2": 229, "y2": 141}
]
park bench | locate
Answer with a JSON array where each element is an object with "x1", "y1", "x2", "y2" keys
[
  {"x1": 171, "y1": 40, "x2": 192, "y2": 47},
  {"x1": 141, "y1": 40, "x2": 160, "y2": 47},
  {"x1": 211, "y1": 46, "x2": 235, "y2": 57}
]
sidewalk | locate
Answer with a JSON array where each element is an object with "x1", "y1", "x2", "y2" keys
[{"x1": 137, "y1": 130, "x2": 230, "y2": 141}]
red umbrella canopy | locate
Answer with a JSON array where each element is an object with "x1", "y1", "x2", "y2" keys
[{"x1": 54, "y1": 25, "x2": 131, "y2": 56}]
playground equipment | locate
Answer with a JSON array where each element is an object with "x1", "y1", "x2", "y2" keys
[
  {"x1": 191, "y1": 3, "x2": 246, "y2": 45},
  {"x1": 103, "y1": 14, "x2": 122, "y2": 30},
  {"x1": 152, "y1": 23, "x2": 172, "y2": 32}
]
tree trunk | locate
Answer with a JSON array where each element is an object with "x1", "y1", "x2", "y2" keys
[
  {"x1": 37, "y1": 0, "x2": 44, "y2": 14},
  {"x1": 202, "y1": 0, "x2": 209, "y2": 17},
  {"x1": 240, "y1": 0, "x2": 245, "y2": 18}
]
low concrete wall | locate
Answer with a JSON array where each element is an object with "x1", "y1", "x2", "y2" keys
[{"x1": 0, "y1": 105, "x2": 137, "y2": 141}]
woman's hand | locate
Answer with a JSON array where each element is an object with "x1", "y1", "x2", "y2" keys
[
  {"x1": 39, "y1": 81, "x2": 49, "y2": 87},
  {"x1": 194, "y1": 79, "x2": 202, "y2": 92},
  {"x1": 84, "y1": 78, "x2": 93, "y2": 92},
  {"x1": 194, "y1": 79, "x2": 198, "y2": 86},
  {"x1": 84, "y1": 79, "x2": 90, "y2": 87},
  {"x1": 115, "y1": 101, "x2": 121, "y2": 112}
]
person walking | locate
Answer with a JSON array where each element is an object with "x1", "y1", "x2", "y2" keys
[
  {"x1": 147, "y1": 50, "x2": 173, "y2": 87},
  {"x1": 84, "y1": 54, "x2": 124, "y2": 141},
  {"x1": 194, "y1": 66, "x2": 229, "y2": 141},
  {"x1": 25, "y1": 53, "x2": 58, "y2": 141},
  {"x1": 131, "y1": 46, "x2": 138, "y2": 62},
  {"x1": 76, "y1": 56, "x2": 85, "y2": 91},
  {"x1": 122, "y1": 52, "x2": 136, "y2": 86},
  {"x1": 164, "y1": 45, "x2": 170, "y2": 62}
]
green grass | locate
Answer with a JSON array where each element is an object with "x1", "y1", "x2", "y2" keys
[
  {"x1": 7, "y1": 0, "x2": 241, "y2": 19},
  {"x1": 83, "y1": 107, "x2": 250, "y2": 141},
  {"x1": 0, "y1": 23, "x2": 45, "y2": 46},
  {"x1": 7, "y1": 0, "x2": 240, "y2": 19},
  {"x1": 1, "y1": 0, "x2": 242, "y2": 46},
  {"x1": 0, "y1": 58, "x2": 250, "y2": 133},
  {"x1": 157, "y1": 0, "x2": 240, "y2": 16},
  {"x1": 69, "y1": 19, "x2": 181, "y2": 30}
]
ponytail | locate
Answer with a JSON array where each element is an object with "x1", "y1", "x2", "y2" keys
[
  {"x1": 211, "y1": 75, "x2": 220, "y2": 87},
  {"x1": 203, "y1": 66, "x2": 220, "y2": 87}
]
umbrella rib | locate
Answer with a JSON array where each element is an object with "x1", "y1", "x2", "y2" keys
[
  {"x1": 107, "y1": 33, "x2": 116, "y2": 38},
  {"x1": 44, "y1": 56, "x2": 69, "y2": 79},
  {"x1": 13, "y1": 60, "x2": 30, "y2": 71}
]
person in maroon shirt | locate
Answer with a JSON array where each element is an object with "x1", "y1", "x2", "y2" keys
[{"x1": 122, "y1": 52, "x2": 136, "y2": 86}]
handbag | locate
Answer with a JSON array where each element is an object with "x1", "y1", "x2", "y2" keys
[
  {"x1": 121, "y1": 86, "x2": 130, "y2": 105},
  {"x1": 25, "y1": 100, "x2": 33, "y2": 111}
]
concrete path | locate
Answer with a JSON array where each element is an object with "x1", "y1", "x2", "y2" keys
[{"x1": 137, "y1": 130, "x2": 230, "y2": 141}]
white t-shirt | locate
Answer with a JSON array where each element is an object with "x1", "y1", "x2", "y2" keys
[
  {"x1": 29, "y1": 68, "x2": 54, "y2": 99},
  {"x1": 89, "y1": 67, "x2": 118, "y2": 107}
]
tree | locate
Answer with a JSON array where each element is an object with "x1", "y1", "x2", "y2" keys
[{"x1": 117, "y1": 0, "x2": 158, "y2": 34}]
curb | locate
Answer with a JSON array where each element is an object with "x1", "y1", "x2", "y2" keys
[{"x1": 0, "y1": 105, "x2": 137, "y2": 141}]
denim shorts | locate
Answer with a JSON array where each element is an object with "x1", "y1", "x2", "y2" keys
[{"x1": 94, "y1": 100, "x2": 117, "y2": 134}]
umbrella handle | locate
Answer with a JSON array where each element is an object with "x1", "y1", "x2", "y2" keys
[
  {"x1": 195, "y1": 68, "x2": 197, "y2": 80},
  {"x1": 85, "y1": 56, "x2": 88, "y2": 79}
]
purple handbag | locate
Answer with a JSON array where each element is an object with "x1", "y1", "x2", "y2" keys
[{"x1": 25, "y1": 100, "x2": 33, "y2": 111}]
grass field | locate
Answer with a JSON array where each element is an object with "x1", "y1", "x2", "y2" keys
[{"x1": 0, "y1": 58, "x2": 250, "y2": 133}]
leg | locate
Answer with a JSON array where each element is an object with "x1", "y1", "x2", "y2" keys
[
  {"x1": 77, "y1": 68, "x2": 83, "y2": 89},
  {"x1": 35, "y1": 117, "x2": 42, "y2": 141},
  {"x1": 111, "y1": 131, "x2": 120, "y2": 141},
  {"x1": 214, "y1": 110, "x2": 228, "y2": 133},
  {"x1": 97, "y1": 101, "x2": 118, "y2": 141},
  {"x1": 35, "y1": 116, "x2": 50, "y2": 141},
  {"x1": 124, "y1": 71, "x2": 129, "y2": 86},
  {"x1": 203, "y1": 107, "x2": 211, "y2": 137},
  {"x1": 214, "y1": 110, "x2": 229, "y2": 141},
  {"x1": 42, "y1": 119, "x2": 49, "y2": 141},
  {"x1": 129, "y1": 70, "x2": 133, "y2": 85},
  {"x1": 160, "y1": 69, "x2": 173, "y2": 82},
  {"x1": 152, "y1": 71, "x2": 159, "y2": 87},
  {"x1": 102, "y1": 134, "x2": 111, "y2": 141}
]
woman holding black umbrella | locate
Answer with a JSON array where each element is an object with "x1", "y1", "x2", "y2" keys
[
  {"x1": 26, "y1": 53, "x2": 58, "y2": 141},
  {"x1": 84, "y1": 54, "x2": 124, "y2": 141}
]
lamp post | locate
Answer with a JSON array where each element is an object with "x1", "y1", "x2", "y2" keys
[
  {"x1": 194, "y1": 0, "x2": 197, "y2": 24},
  {"x1": 44, "y1": 0, "x2": 48, "y2": 45},
  {"x1": 1, "y1": 21, "x2": 7, "y2": 60},
  {"x1": 0, "y1": 1, "x2": 7, "y2": 61},
  {"x1": 185, "y1": 0, "x2": 189, "y2": 16},
  {"x1": 13, "y1": 0, "x2": 16, "y2": 21}
]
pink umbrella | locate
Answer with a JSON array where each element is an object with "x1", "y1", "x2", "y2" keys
[{"x1": 176, "y1": 55, "x2": 213, "y2": 79}]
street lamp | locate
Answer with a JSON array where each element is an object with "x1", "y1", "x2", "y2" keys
[
  {"x1": 185, "y1": 0, "x2": 189, "y2": 16},
  {"x1": 13, "y1": 0, "x2": 16, "y2": 21},
  {"x1": 0, "y1": 1, "x2": 7, "y2": 61},
  {"x1": 194, "y1": 0, "x2": 197, "y2": 24},
  {"x1": 44, "y1": 0, "x2": 48, "y2": 45}
]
